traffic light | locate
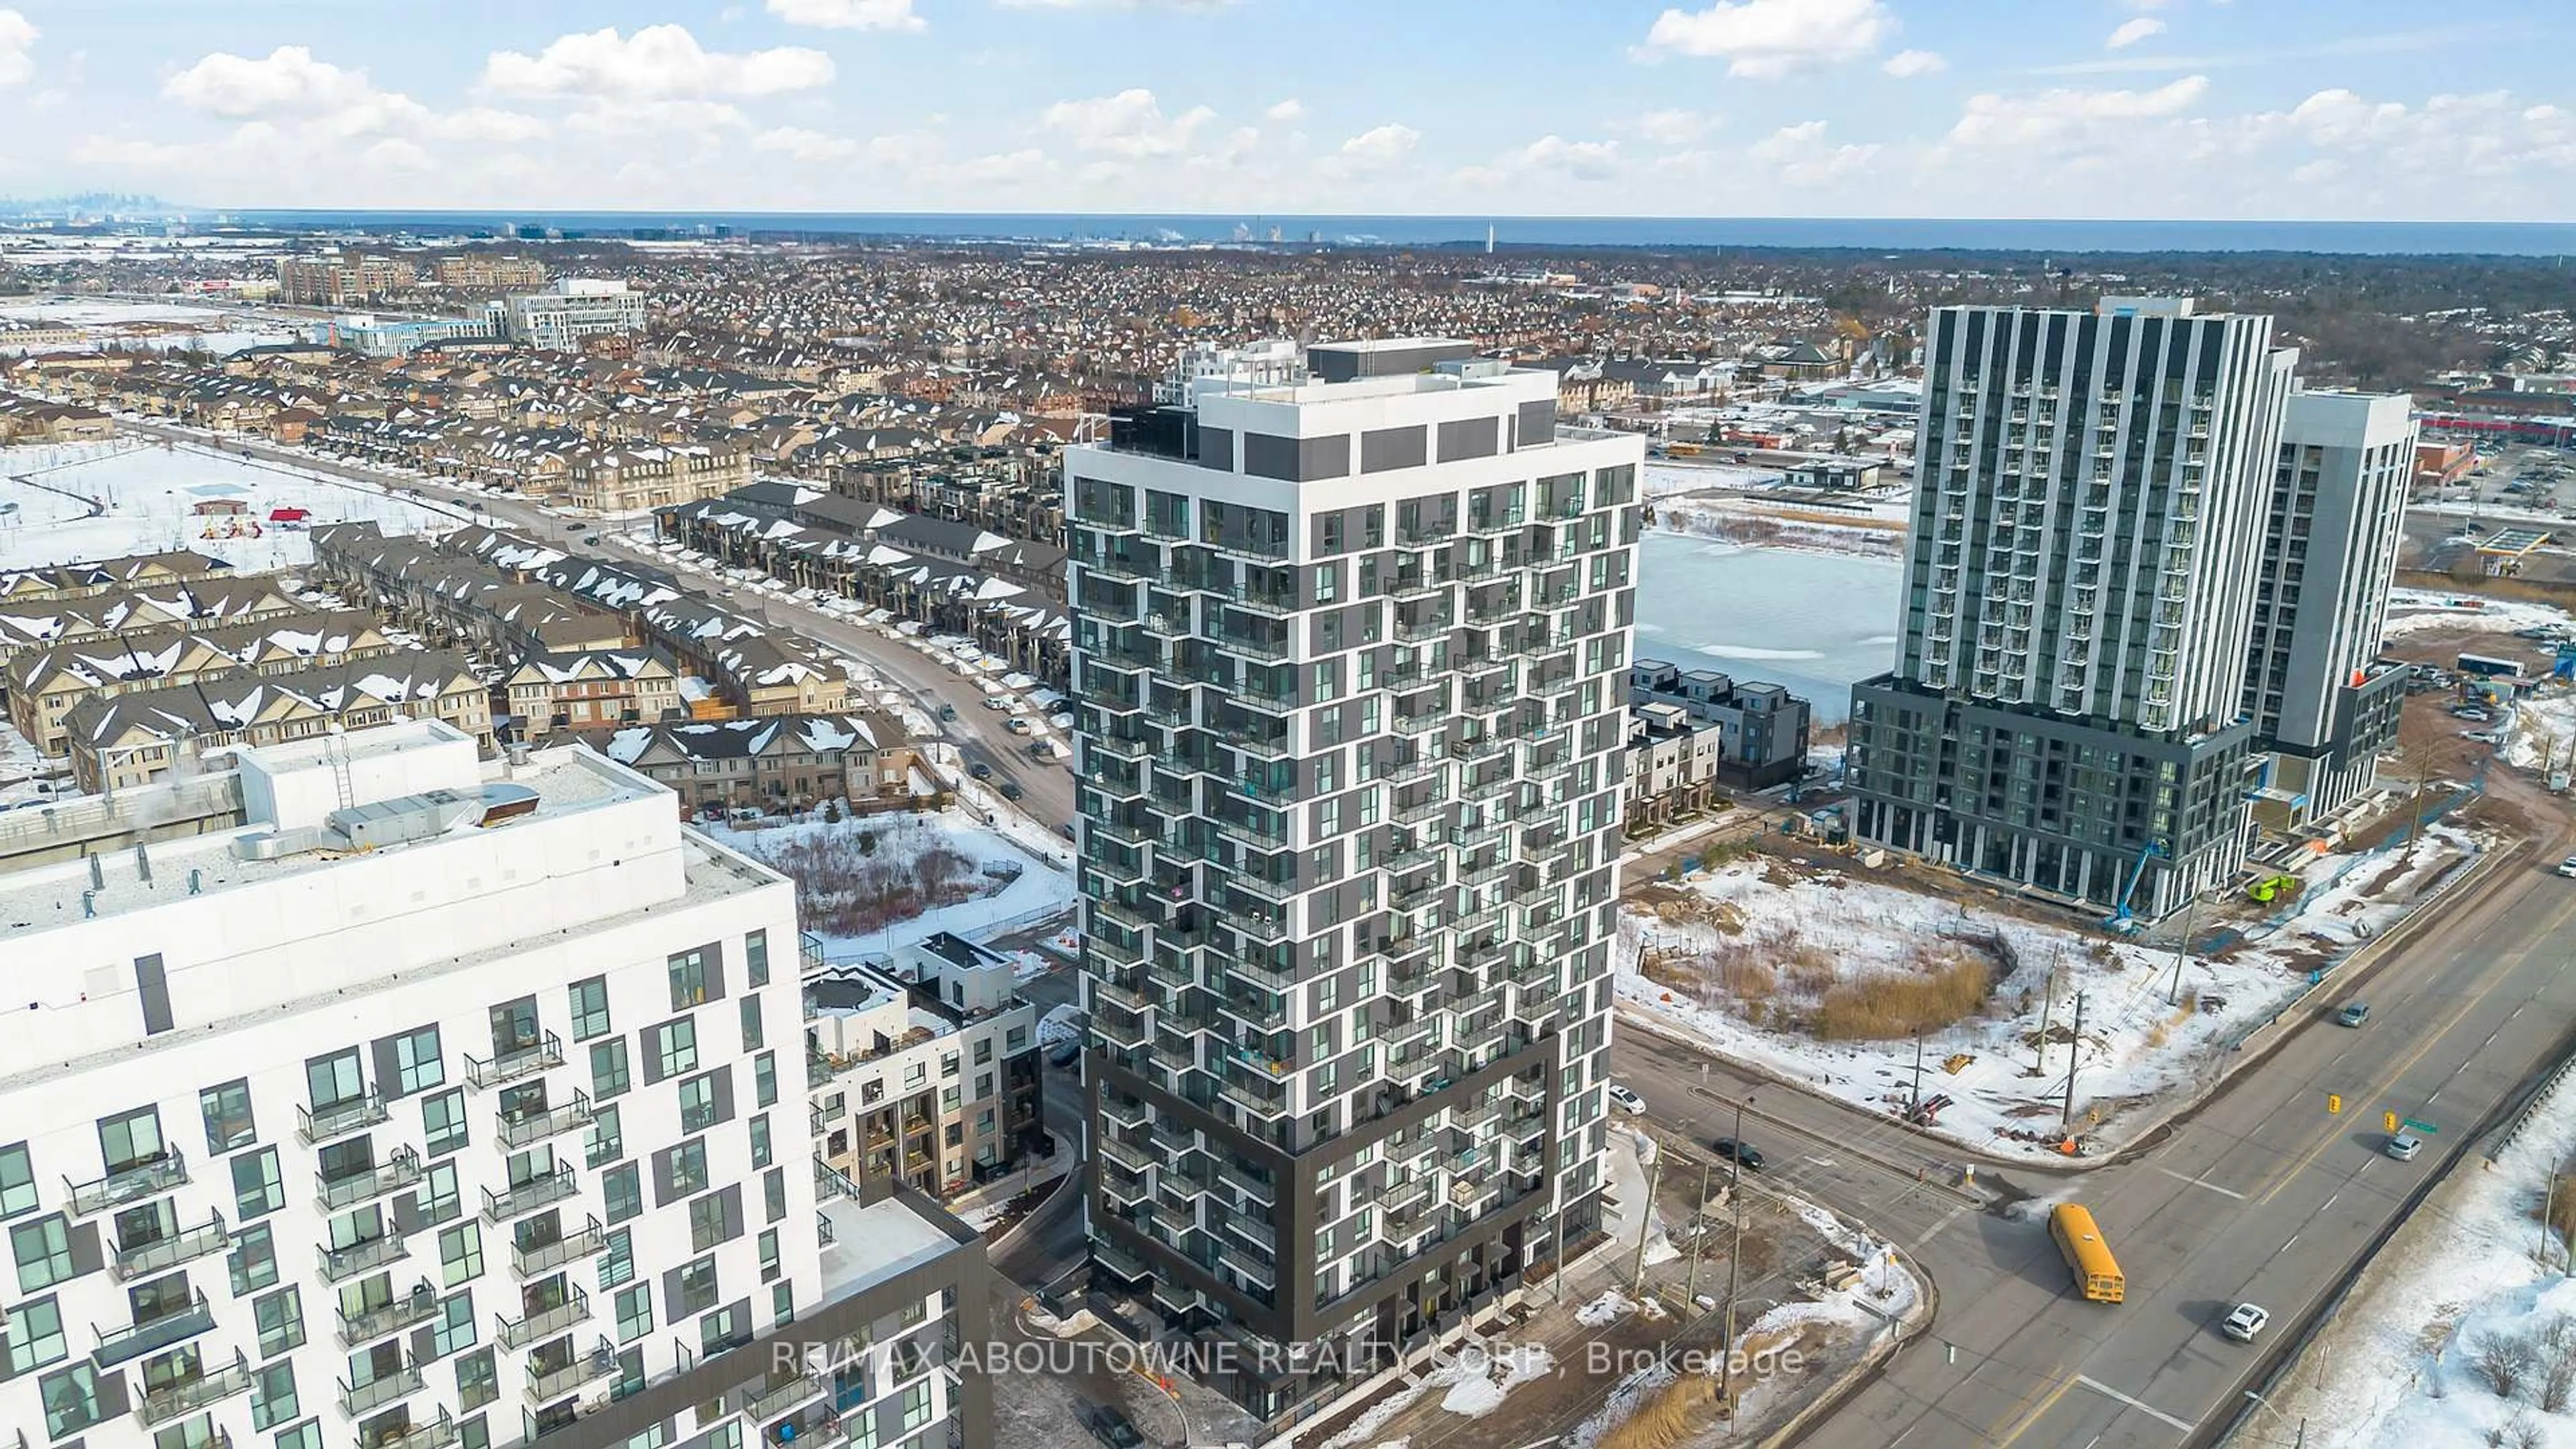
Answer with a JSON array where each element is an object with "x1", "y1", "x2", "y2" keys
[
  {"x1": 2385, "y1": 1110, "x2": 2399, "y2": 1133},
  {"x1": 2328, "y1": 1093, "x2": 2342, "y2": 1115}
]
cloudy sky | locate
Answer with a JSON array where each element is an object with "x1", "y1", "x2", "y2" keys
[{"x1": 0, "y1": 0, "x2": 2568, "y2": 219}]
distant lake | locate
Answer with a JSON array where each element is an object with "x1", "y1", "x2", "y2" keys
[{"x1": 1633, "y1": 531, "x2": 1903, "y2": 723}]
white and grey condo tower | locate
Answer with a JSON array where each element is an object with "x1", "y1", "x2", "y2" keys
[
  {"x1": 1066, "y1": 339, "x2": 1640, "y2": 1426},
  {"x1": 1850, "y1": 298, "x2": 2302, "y2": 918}
]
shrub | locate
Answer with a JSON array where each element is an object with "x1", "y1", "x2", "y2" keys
[
  {"x1": 1810, "y1": 952, "x2": 1993, "y2": 1041},
  {"x1": 2471, "y1": 1328, "x2": 2537, "y2": 1400}
]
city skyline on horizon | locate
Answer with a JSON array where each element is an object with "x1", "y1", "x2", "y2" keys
[{"x1": 0, "y1": 1, "x2": 2569, "y2": 222}]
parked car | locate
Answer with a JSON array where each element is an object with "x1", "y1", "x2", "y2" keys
[
  {"x1": 1607, "y1": 1084, "x2": 1647, "y2": 1115},
  {"x1": 2386, "y1": 1132, "x2": 2423, "y2": 1163},
  {"x1": 968, "y1": 762, "x2": 994, "y2": 781},
  {"x1": 2337, "y1": 1001, "x2": 2371, "y2": 1028},
  {"x1": 2222, "y1": 1303, "x2": 2270, "y2": 1342},
  {"x1": 2555, "y1": 855, "x2": 2576, "y2": 879},
  {"x1": 1711, "y1": 1138, "x2": 1766, "y2": 1172},
  {"x1": 1083, "y1": 1406, "x2": 1144, "y2": 1449},
  {"x1": 1000, "y1": 782, "x2": 1024, "y2": 802}
]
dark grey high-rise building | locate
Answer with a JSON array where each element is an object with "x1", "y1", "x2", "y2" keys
[{"x1": 1849, "y1": 297, "x2": 2298, "y2": 919}]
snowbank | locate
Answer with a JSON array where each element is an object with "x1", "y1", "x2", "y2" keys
[{"x1": 708, "y1": 808, "x2": 1073, "y2": 959}]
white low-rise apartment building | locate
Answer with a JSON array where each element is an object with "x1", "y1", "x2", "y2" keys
[{"x1": 0, "y1": 720, "x2": 989, "y2": 1449}]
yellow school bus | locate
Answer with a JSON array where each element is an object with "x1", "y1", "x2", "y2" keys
[{"x1": 2049, "y1": 1203, "x2": 2125, "y2": 1303}]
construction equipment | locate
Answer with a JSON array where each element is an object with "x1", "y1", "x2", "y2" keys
[
  {"x1": 2247, "y1": 873, "x2": 2300, "y2": 904},
  {"x1": 2102, "y1": 841, "x2": 2166, "y2": 933}
]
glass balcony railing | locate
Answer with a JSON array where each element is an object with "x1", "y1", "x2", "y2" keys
[
  {"x1": 338, "y1": 1281, "x2": 442, "y2": 1348},
  {"x1": 511, "y1": 1217, "x2": 607, "y2": 1279},
  {"x1": 498, "y1": 1287, "x2": 593, "y2": 1351},
  {"x1": 339, "y1": 1360, "x2": 425, "y2": 1417},
  {"x1": 299, "y1": 1090, "x2": 390, "y2": 1145},
  {"x1": 496, "y1": 1091, "x2": 596, "y2": 1149},
  {"x1": 111, "y1": 1215, "x2": 231, "y2": 1282},
  {"x1": 137, "y1": 1350, "x2": 252, "y2": 1426},
  {"x1": 65, "y1": 1150, "x2": 188, "y2": 1218},
  {"x1": 466, "y1": 1031, "x2": 566, "y2": 1090},
  {"x1": 482, "y1": 1166, "x2": 580, "y2": 1224},
  {"x1": 320, "y1": 1232, "x2": 411, "y2": 1284},
  {"x1": 89, "y1": 1291, "x2": 217, "y2": 1368},
  {"x1": 317, "y1": 1146, "x2": 425, "y2": 1213}
]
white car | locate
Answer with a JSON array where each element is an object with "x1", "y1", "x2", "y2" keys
[
  {"x1": 2556, "y1": 855, "x2": 2576, "y2": 880},
  {"x1": 1607, "y1": 1084, "x2": 1647, "y2": 1116},
  {"x1": 2222, "y1": 1303, "x2": 2269, "y2": 1342}
]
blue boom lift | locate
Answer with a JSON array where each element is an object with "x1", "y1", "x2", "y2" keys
[{"x1": 2102, "y1": 841, "x2": 2167, "y2": 933}]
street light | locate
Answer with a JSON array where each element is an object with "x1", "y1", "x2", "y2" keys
[{"x1": 2241, "y1": 1389, "x2": 2306, "y2": 1448}]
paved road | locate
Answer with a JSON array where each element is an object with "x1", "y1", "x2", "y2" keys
[
  {"x1": 118, "y1": 421, "x2": 1080, "y2": 830},
  {"x1": 1613, "y1": 842, "x2": 2576, "y2": 1449}
]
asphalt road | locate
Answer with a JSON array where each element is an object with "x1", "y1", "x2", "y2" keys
[
  {"x1": 117, "y1": 421, "x2": 1080, "y2": 830},
  {"x1": 1610, "y1": 841, "x2": 2576, "y2": 1449}
]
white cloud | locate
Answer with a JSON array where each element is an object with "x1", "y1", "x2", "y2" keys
[
  {"x1": 2106, "y1": 18, "x2": 2167, "y2": 50},
  {"x1": 953, "y1": 148, "x2": 1049, "y2": 184},
  {"x1": 1517, "y1": 135, "x2": 1623, "y2": 181},
  {"x1": 1748, "y1": 119, "x2": 1878, "y2": 186},
  {"x1": 1040, "y1": 88, "x2": 1214, "y2": 156},
  {"x1": 164, "y1": 46, "x2": 376, "y2": 117},
  {"x1": 1265, "y1": 98, "x2": 1305, "y2": 123},
  {"x1": 751, "y1": 125, "x2": 862, "y2": 162},
  {"x1": 482, "y1": 25, "x2": 833, "y2": 101},
  {"x1": 561, "y1": 98, "x2": 751, "y2": 137},
  {"x1": 764, "y1": 0, "x2": 926, "y2": 30},
  {"x1": 1634, "y1": 108, "x2": 1719, "y2": 144},
  {"x1": 1642, "y1": 0, "x2": 1893, "y2": 77},
  {"x1": 0, "y1": 9, "x2": 37, "y2": 88},
  {"x1": 1945, "y1": 75, "x2": 2212, "y2": 150},
  {"x1": 1883, "y1": 49, "x2": 1946, "y2": 78},
  {"x1": 1330, "y1": 122, "x2": 1419, "y2": 170},
  {"x1": 997, "y1": 0, "x2": 1239, "y2": 8}
]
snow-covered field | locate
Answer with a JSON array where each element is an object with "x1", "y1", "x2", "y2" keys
[
  {"x1": 0, "y1": 439, "x2": 458, "y2": 572},
  {"x1": 1617, "y1": 828, "x2": 2481, "y2": 1159},
  {"x1": 0, "y1": 297, "x2": 301, "y2": 356},
  {"x1": 708, "y1": 807, "x2": 1073, "y2": 959},
  {"x1": 2384, "y1": 588, "x2": 2576, "y2": 642},
  {"x1": 2269, "y1": 1068, "x2": 2576, "y2": 1449}
]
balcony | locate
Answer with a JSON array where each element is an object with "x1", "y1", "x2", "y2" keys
[
  {"x1": 339, "y1": 1281, "x2": 443, "y2": 1348},
  {"x1": 373, "y1": 1411, "x2": 462, "y2": 1449},
  {"x1": 745, "y1": 1375, "x2": 826, "y2": 1422},
  {"x1": 466, "y1": 1031, "x2": 566, "y2": 1090},
  {"x1": 525, "y1": 1340, "x2": 619, "y2": 1404},
  {"x1": 484, "y1": 1165, "x2": 580, "y2": 1224},
  {"x1": 65, "y1": 1150, "x2": 188, "y2": 1218},
  {"x1": 91, "y1": 1291, "x2": 217, "y2": 1368},
  {"x1": 1213, "y1": 631, "x2": 1290, "y2": 663},
  {"x1": 513, "y1": 1217, "x2": 608, "y2": 1279},
  {"x1": 138, "y1": 1350, "x2": 253, "y2": 1426},
  {"x1": 112, "y1": 1214, "x2": 231, "y2": 1281},
  {"x1": 340, "y1": 1360, "x2": 425, "y2": 1417},
  {"x1": 1221, "y1": 584, "x2": 1298, "y2": 618},
  {"x1": 299, "y1": 1090, "x2": 390, "y2": 1145},
  {"x1": 321, "y1": 1232, "x2": 411, "y2": 1284},
  {"x1": 496, "y1": 1091, "x2": 596, "y2": 1149},
  {"x1": 318, "y1": 1146, "x2": 426, "y2": 1213},
  {"x1": 498, "y1": 1287, "x2": 594, "y2": 1350}
]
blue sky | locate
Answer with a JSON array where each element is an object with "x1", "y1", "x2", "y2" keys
[{"x1": 0, "y1": 0, "x2": 2568, "y2": 218}]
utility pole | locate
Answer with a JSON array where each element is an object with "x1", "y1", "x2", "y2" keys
[
  {"x1": 2033, "y1": 964, "x2": 2055, "y2": 1076},
  {"x1": 2166, "y1": 895, "x2": 2198, "y2": 1008},
  {"x1": 1631, "y1": 1148, "x2": 1663, "y2": 1291},
  {"x1": 1721, "y1": 1095, "x2": 1749, "y2": 1414},
  {"x1": 2548, "y1": 1171, "x2": 2563, "y2": 1273},
  {"x1": 2060, "y1": 991, "x2": 2087, "y2": 1134},
  {"x1": 1682, "y1": 1159, "x2": 1715, "y2": 1305},
  {"x1": 1552, "y1": 1213, "x2": 1566, "y2": 1304},
  {"x1": 1909, "y1": 1029, "x2": 1927, "y2": 1116}
]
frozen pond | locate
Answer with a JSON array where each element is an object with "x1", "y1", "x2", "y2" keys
[{"x1": 1633, "y1": 530, "x2": 1902, "y2": 722}]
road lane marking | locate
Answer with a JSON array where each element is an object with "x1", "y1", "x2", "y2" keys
[
  {"x1": 2323, "y1": 1191, "x2": 2341, "y2": 1212},
  {"x1": 1991, "y1": 1368, "x2": 2078, "y2": 1448},
  {"x1": 1911, "y1": 1201, "x2": 1973, "y2": 1249},
  {"x1": 2074, "y1": 1376, "x2": 2198, "y2": 1434},
  {"x1": 2155, "y1": 1166, "x2": 2247, "y2": 1199}
]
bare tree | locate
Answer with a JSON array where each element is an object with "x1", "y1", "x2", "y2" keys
[
  {"x1": 2472, "y1": 1328, "x2": 2538, "y2": 1401},
  {"x1": 2392, "y1": 703, "x2": 2453, "y2": 846}
]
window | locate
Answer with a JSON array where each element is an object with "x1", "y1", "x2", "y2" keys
[
  {"x1": 973, "y1": 1038, "x2": 993, "y2": 1067},
  {"x1": 254, "y1": 1285, "x2": 305, "y2": 1356},
  {"x1": 602, "y1": 1163, "x2": 643, "y2": 1225},
  {"x1": 592, "y1": 1039, "x2": 633, "y2": 1100},
  {"x1": 772, "y1": 1281, "x2": 795, "y2": 1329},
  {"x1": 38, "y1": 1361, "x2": 103, "y2": 1438},
  {"x1": 652, "y1": 1020, "x2": 698, "y2": 1079},
  {"x1": 764, "y1": 1167, "x2": 786, "y2": 1225},
  {"x1": 902, "y1": 1381, "x2": 934, "y2": 1430},
  {"x1": 586, "y1": 1104, "x2": 623, "y2": 1169},
  {"x1": 455, "y1": 1347, "x2": 498, "y2": 1411},
  {"x1": 748, "y1": 1115, "x2": 771, "y2": 1170},
  {"x1": 433, "y1": 1290, "x2": 476, "y2": 1356},
  {"x1": 671, "y1": 1139, "x2": 709, "y2": 1197},
  {"x1": 233, "y1": 1147, "x2": 285, "y2": 1220},
  {"x1": 229, "y1": 1222, "x2": 278, "y2": 1294},
  {"x1": 201, "y1": 1080, "x2": 257, "y2": 1154},
  {"x1": 700, "y1": 1302, "x2": 745, "y2": 1355},
  {"x1": 688, "y1": 1193, "x2": 726, "y2": 1253},
  {"x1": 615, "y1": 1283, "x2": 653, "y2": 1342},
  {"x1": 394, "y1": 1025, "x2": 445, "y2": 1094},
  {"x1": 674, "y1": 1256, "x2": 717, "y2": 1316},
  {"x1": 739, "y1": 995, "x2": 764, "y2": 1053},
  {"x1": 757, "y1": 1228, "x2": 780, "y2": 1280},
  {"x1": 98, "y1": 1105, "x2": 164, "y2": 1173},
  {"x1": 668, "y1": 949, "x2": 710, "y2": 1011},
  {"x1": 745, "y1": 930, "x2": 769, "y2": 987},
  {"x1": 488, "y1": 996, "x2": 539, "y2": 1056},
  {"x1": 0, "y1": 1144, "x2": 28, "y2": 1221},
  {"x1": 11, "y1": 1215, "x2": 70, "y2": 1291},
  {"x1": 598, "y1": 1228, "x2": 634, "y2": 1291},
  {"x1": 305, "y1": 1048, "x2": 364, "y2": 1112},
  {"x1": 679, "y1": 1075, "x2": 719, "y2": 1134},
  {"x1": 420, "y1": 1162, "x2": 462, "y2": 1227},
  {"x1": 422, "y1": 1089, "x2": 468, "y2": 1157},
  {"x1": 438, "y1": 1222, "x2": 483, "y2": 1286},
  {"x1": 5, "y1": 1295, "x2": 64, "y2": 1373},
  {"x1": 570, "y1": 976, "x2": 612, "y2": 1040},
  {"x1": 251, "y1": 1358, "x2": 299, "y2": 1430},
  {"x1": 755, "y1": 1050, "x2": 777, "y2": 1108}
]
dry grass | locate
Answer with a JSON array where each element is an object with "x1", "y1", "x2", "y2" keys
[
  {"x1": 1597, "y1": 1375, "x2": 1723, "y2": 1449},
  {"x1": 1647, "y1": 923, "x2": 2003, "y2": 1042},
  {"x1": 1809, "y1": 946, "x2": 1994, "y2": 1041},
  {"x1": 747, "y1": 820, "x2": 998, "y2": 936}
]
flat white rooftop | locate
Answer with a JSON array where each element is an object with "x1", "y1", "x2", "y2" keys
[{"x1": 818, "y1": 1194, "x2": 969, "y2": 1304}]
